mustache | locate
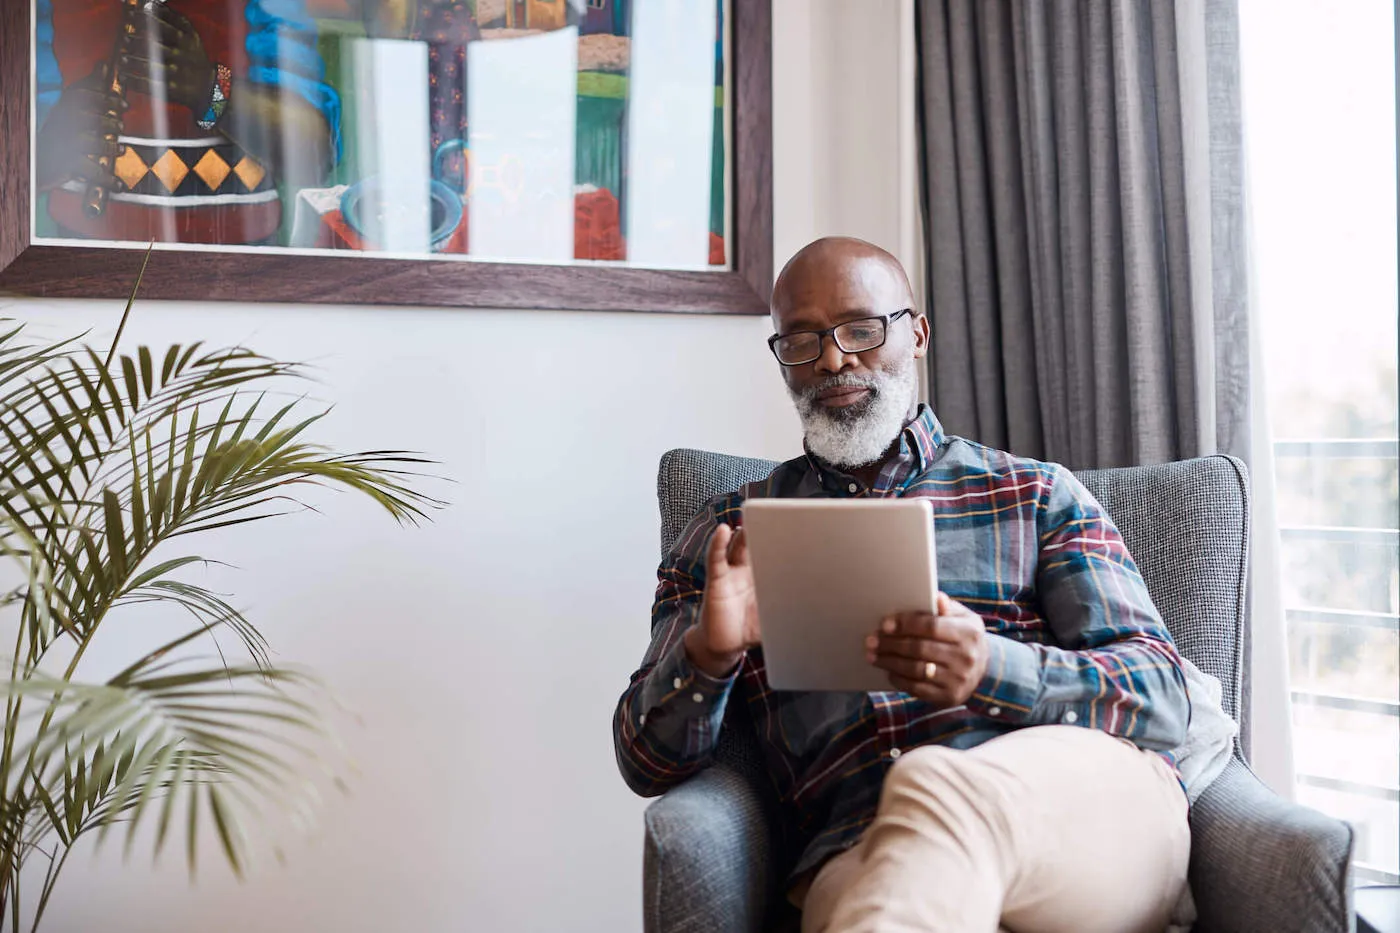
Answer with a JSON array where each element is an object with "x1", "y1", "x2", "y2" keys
[{"x1": 796, "y1": 372, "x2": 881, "y2": 402}]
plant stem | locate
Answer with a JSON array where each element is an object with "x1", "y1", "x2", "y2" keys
[
  {"x1": 101, "y1": 245, "x2": 152, "y2": 372},
  {"x1": 10, "y1": 268, "x2": 160, "y2": 887},
  {"x1": 29, "y1": 842, "x2": 70, "y2": 933},
  {"x1": 7, "y1": 850, "x2": 20, "y2": 933},
  {"x1": 0, "y1": 551, "x2": 36, "y2": 930}
]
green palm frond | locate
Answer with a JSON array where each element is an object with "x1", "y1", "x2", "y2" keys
[
  {"x1": 0, "y1": 262, "x2": 443, "y2": 931},
  {"x1": 14, "y1": 649, "x2": 324, "y2": 867}
]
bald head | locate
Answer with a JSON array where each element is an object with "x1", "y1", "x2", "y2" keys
[
  {"x1": 771, "y1": 237, "x2": 915, "y2": 325},
  {"x1": 768, "y1": 238, "x2": 928, "y2": 472}
]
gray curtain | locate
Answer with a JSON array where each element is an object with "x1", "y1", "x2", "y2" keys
[{"x1": 916, "y1": 0, "x2": 1250, "y2": 470}]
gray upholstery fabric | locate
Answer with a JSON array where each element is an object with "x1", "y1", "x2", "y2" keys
[
  {"x1": 657, "y1": 450, "x2": 782, "y2": 557},
  {"x1": 644, "y1": 764, "x2": 776, "y2": 933},
  {"x1": 1189, "y1": 758, "x2": 1355, "y2": 933},
  {"x1": 643, "y1": 449, "x2": 1353, "y2": 933}
]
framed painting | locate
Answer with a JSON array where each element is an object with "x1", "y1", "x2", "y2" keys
[{"x1": 0, "y1": 0, "x2": 772, "y2": 313}]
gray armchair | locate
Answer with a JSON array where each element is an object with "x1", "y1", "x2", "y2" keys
[{"x1": 642, "y1": 450, "x2": 1356, "y2": 933}]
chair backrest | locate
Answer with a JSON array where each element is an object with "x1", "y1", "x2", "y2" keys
[{"x1": 655, "y1": 449, "x2": 1251, "y2": 733}]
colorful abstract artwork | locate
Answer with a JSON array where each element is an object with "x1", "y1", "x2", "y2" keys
[{"x1": 30, "y1": 0, "x2": 727, "y2": 269}]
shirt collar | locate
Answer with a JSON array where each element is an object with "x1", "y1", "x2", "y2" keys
[
  {"x1": 905, "y1": 404, "x2": 945, "y2": 471},
  {"x1": 803, "y1": 404, "x2": 946, "y2": 488}
]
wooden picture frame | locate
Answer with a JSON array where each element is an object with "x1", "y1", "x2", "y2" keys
[{"x1": 0, "y1": 0, "x2": 772, "y2": 315}]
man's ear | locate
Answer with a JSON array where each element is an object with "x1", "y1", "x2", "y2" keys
[{"x1": 911, "y1": 313, "x2": 931, "y2": 360}]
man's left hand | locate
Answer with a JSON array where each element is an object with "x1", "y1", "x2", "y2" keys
[{"x1": 866, "y1": 593, "x2": 989, "y2": 708}]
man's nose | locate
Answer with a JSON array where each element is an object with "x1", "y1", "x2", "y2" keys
[{"x1": 813, "y1": 334, "x2": 857, "y2": 374}]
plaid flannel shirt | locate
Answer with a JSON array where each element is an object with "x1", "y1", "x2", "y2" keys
[{"x1": 613, "y1": 407, "x2": 1190, "y2": 882}]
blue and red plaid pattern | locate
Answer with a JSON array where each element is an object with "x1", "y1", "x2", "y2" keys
[{"x1": 613, "y1": 408, "x2": 1190, "y2": 882}]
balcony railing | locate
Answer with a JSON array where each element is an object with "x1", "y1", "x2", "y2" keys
[
  {"x1": 1273, "y1": 438, "x2": 1400, "y2": 459},
  {"x1": 1273, "y1": 437, "x2": 1399, "y2": 885},
  {"x1": 1284, "y1": 606, "x2": 1399, "y2": 633}
]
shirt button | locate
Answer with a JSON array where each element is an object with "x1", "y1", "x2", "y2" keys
[
  {"x1": 692, "y1": 692, "x2": 704, "y2": 703},
  {"x1": 638, "y1": 713, "x2": 646, "y2": 726},
  {"x1": 988, "y1": 706, "x2": 1001, "y2": 717},
  {"x1": 1062, "y1": 710, "x2": 1079, "y2": 724},
  {"x1": 673, "y1": 677, "x2": 683, "y2": 690},
  {"x1": 847, "y1": 483, "x2": 859, "y2": 493},
  {"x1": 889, "y1": 747, "x2": 902, "y2": 759}
]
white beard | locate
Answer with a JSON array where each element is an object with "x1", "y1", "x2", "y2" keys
[{"x1": 788, "y1": 361, "x2": 919, "y2": 470}]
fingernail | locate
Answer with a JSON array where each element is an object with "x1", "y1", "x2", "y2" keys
[
  {"x1": 881, "y1": 618, "x2": 896, "y2": 634},
  {"x1": 864, "y1": 635, "x2": 878, "y2": 650}
]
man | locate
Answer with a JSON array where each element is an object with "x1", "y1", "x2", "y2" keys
[
  {"x1": 613, "y1": 237, "x2": 1192, "y2": 932},
  {"x1": 35, "y1": 0, "x2": 339, "y2": 244}
]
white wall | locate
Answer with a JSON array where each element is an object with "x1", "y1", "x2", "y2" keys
[
  {"x1": 9, "y1": 3, "x2": 911, "y2": 930},
  {"x1": 772, "y1": 0, "x2": 919, "y2": 278}
]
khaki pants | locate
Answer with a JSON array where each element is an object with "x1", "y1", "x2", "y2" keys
[{"x1": 798, "y1": 726, "x2": 1190, "y2": 933}]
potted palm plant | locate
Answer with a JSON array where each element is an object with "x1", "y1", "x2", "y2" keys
[{"x1": 0, "y1": 258, "x2": 440, "y2": 931}]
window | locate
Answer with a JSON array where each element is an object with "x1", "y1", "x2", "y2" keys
[{"x1": 1240, "y1": 0, "x2": 1400, "y2": 884}]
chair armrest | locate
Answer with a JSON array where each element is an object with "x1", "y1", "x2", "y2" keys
[
  {"x1": 643, "y1": 763, "x2": 778, "y2": 933},
  {"x1": 1189, "y1": 757, "x2": 1355, "y2": 933}
]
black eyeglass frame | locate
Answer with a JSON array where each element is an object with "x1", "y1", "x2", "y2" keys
[{"x1": 767, "y1": 308, "x2": 916, "y2": 366}]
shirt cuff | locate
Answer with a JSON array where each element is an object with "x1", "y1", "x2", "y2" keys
[
  {"x1": 637, "y1": 631, "x2": 738, "y2": 728},
  {"x1": 966, "y1": 634, "x2": 1043, "y2": 724}
]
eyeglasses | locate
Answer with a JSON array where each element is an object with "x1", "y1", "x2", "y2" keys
[{"x1": 767, "y1": 309, "x2": 915, "y2": 366}]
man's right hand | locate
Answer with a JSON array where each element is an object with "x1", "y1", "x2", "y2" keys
[
  {"x1": 685, "y1": 523, "x2": 761, "y2": 678},
  {"x1": 117, "y1": 2, "x2": 216, "y2": 112},
  {"x1": 35, "y1": 64, "x2": 127, "y2": 193}
]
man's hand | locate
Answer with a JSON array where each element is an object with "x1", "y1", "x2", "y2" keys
[
  {"x1": 119, "y1": 2, "x2": 216, "y2": 113},
  {"x1": 685, "y1": 523, "x2": 761, "y2": 678},
  {"x1": 866, "y1": 593, "x2": 989, "y2": 707},
  {"x1": 35, "y1": 64, "x2": 128, "y2": 192}
]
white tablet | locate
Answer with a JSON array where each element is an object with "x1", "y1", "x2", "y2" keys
[{"x1": 741, "y1": 497, "x2": 938, "y2": 692}]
